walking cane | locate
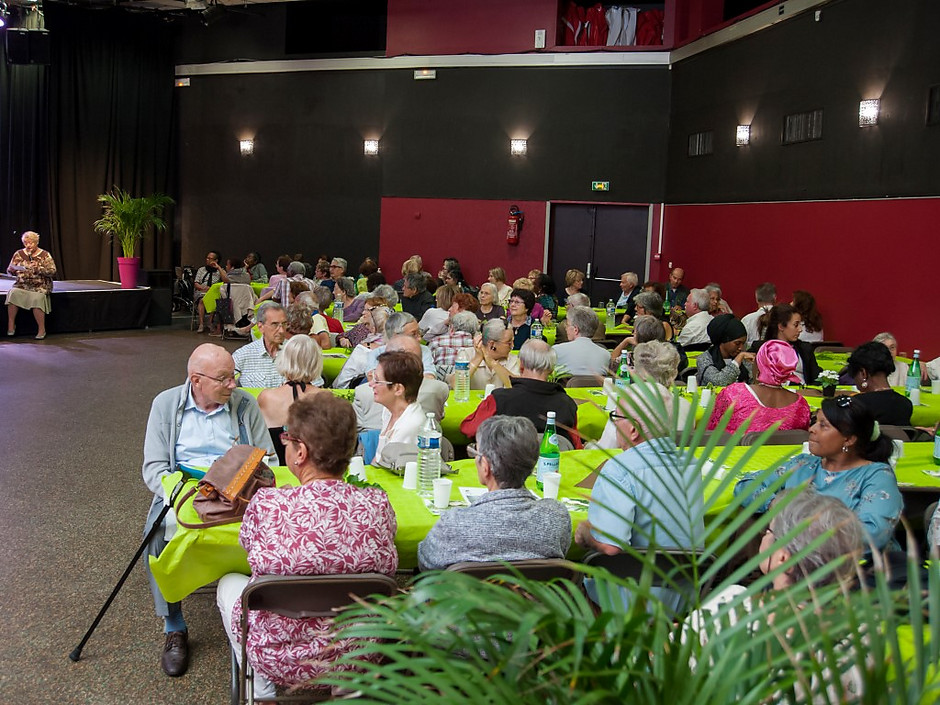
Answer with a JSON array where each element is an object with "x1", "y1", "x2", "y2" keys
[{"x1": 69, "y1": 477, "x2": 188, "y2": 662}]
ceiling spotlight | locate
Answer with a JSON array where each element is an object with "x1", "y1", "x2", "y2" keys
[
  {"x1": 858, "y1": 99, "x2": 880, "y2": 127},
  {"x1": 510, "y1": 139, "x2": 527, "y2": 156}
]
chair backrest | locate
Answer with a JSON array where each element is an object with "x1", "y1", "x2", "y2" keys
[
  {"x1": 879, "y1": 425, "x2": 916, "y2": 442},
  {"x1": 446, "y1": 558, "x2": 582, "y2": 584},
  {"x1": 565, "y1": 374, "x2": 602, "y2": 388},
  {"x1": 439, "y1": 435, "x2": 456, "y2": 462},
  {"x1": 583, "y1": 547, "x2": 714, "y2": 605},
  {"x1": 676, "y1": 367, "x2": 696, "y2": 383},
  {"x1": 740, "y1": 428, "x2": 809, "y2": 446},
  {"x1": 241, "y1": 573, "x2": 398, "y2": 621},
  {"x1": 556, "y1": 435, "x2": 575, "y2": 452},
  {"x1": 677, "y1": 430, "x2": 731, "y2": 447},
  {"x1": 813, "y1": 345, "x2": 852, "y2": 354}
]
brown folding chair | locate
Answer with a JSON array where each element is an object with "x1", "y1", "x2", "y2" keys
[
  {"x1": 565, "y1": 375, "x2": 603, "y2": 388},
  {"x1": 446, "y1": 558, "x2": 582, "y2": 585},
  {"x1": 740, "y1": 429, "x2": 809, "y2": 446},
  {"x1": 234, "y1": 573, "x2": 398, "y2": 704}
]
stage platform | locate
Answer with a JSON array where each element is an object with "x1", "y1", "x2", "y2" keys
[{"x1": 1, "y1": 278, "x2": 167, "y2": 336}]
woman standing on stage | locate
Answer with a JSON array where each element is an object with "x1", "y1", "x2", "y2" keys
[{"x1": 6, "y1": 231, "x2": 56, "y2": 340}]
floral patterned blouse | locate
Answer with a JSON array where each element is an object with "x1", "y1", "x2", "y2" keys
[
  {"x1": 707, "y1": 383, "x2": 811, "y2": 433},
  {"x1": 7, "y1": 247, "x2": 56, "y2": 294},
  {"x1": 232, "y1": 480, "x2": 398, "y2": 686},
  {"x1": 734, "y1": 454, "x2": 901, "y2": 550}
]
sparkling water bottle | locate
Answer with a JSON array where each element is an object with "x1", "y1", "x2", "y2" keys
[
  {"x1": 454, "y1": 348, "x2": 471, "y2": 403},
  {"x1": 536, "y1": 411, "x2": 560, "y2": 491},
  {"x1": 417, "y1": 412, "x2": 442, "y2": 499},
  {"x1": 907, "y1": 350, "x2": 921, "y2": 396},
  {"x1": 606, "y1": 299, "x2": 616, "y2": 330},
  {"x1": 615, "y1": 351, "x2": 632, "y2": 389}
]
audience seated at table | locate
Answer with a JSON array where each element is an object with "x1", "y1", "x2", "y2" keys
[
  {"x1": 792, "y1": 289, "x2": 825, "y2": 343},
  {"x1": 283, "y1": 301, "x2": 312, "y2": 339},
  {"x1": 460, "y1": 339, "x2": 582, "y2": 448},
  {"x1": 735, "y1": 395, "x2": 902, "y2": 551},
  {"x1": 511, "y1": 276, "x2": 546, "y2": 323},
  {"x1": 533, "y1": 272, "x2": 559, "y2": 321},
  {"x1": 442, "y1": 265, "x2": 474, "y2": 295},
  {"x1": 506, "y1": 287, "x2": 536, "y2": 350},
  {"x1": 844, "y1": 342, "x2": 913, "y2": 426},
  {"x1": 487, "y1": 266, "x2": 513, "y2": 308},
  {"x1": 459, "y1": 318, "x2": 520, "y2": 390},
  {"x1": 553, "y1": 306, "x2": 611, "y2": 377},
  {"x1": 634, "y1": 290, "x2": 676, "y2": 342},
  {"x1": 597, "y1": 340, "x2": 692, "y2": 449},
  {"x1": 216, "y1": 394, "x2": 398, "y2": 700},
  {"x1": 707, "y1": 339, "x2": 811, "y2": 433},
  {"x1": 193, "y1": 250, "x2": 223, "y2": 333},
  {"x1": 695, "y1": 314, "x2": 754, "y2": 387},
  {"x1": 757, "y1": 303, "x2": 820, "y2": 385},
  {"x1": 313, "y1": 258, "x2": 331, "y2": 288},
  {"x1": 664, "y1": 266, "x2": 690, "y2": 311},
  {"x1": 333, "y1": 276, "x2": 365, "y2": 322},
  {"x1": 393, "y1": 254, "x2": 421, "y2": 294},
  {"x1": 234, "y1": 302, "x2": 289, "y2": 389},
  {"x1": 309, "y1": 285, "x2": 344, "y2": 338},
  {"x1": 222, "y1": 257, "x2": 252, "y2": 284},
  {"x1": 258, "y1": 260, "x2": 312, "y2": 305},
  {"x1": 476, "y1": 282, "x2": 505, "y2": 321},
  {"x1": 331, "y1": 305, "x2": 392, "y2": 389},
  {"x1": 417, "y1": 416, "x2": 572, "y2": 571},
  {"x1": 243, "y1": 252, "x2": 268, "y2": 283},
  {"x1": 418, "y1": 284, "x2": 458, "y2": 341},
  {"x1": 560, "y1": 268, "x2": 585, "y2": 306},
  {"x1": 353, "y1": 334, "x2": 448, "y2": 435},
  {"x1": 429, "y1": 310, "x2": 479, "y2": 379},
  {"x1": 741, "y1": 282, "x2": 776, "y2": 346},
  {"x1": 872, "y1": 332, "x2": 910, "y2": 388},
  {"x1": 677, "y1": 288, "x2": 711, "y2": 347},
  {"x1": 704, "y1": 282, "x2": 733, "y2": 315},
  {"x1": 575, "y1": 374, "x2": 705, "y2": 614},
  {"x1": 356, "y1": 256, "x2": 378, "y2": 293},
  {"x1": 610, "y1": 315, "x2": 688, "y2": 374},
  {"x1": 338, "y1": 297, "x2": 392, "y2": 349},
  {"x1": 401, "y1": 272, "x2": 436, "y2": 320},
  {"x1": 685, "y1": 489, "x2": 866, "y2": 700},
  {"x1": 328, "y1": 257, "x2": 347, "y2": 282},
  {"x1": 371, "y1": 350, "x2": 428, "y2": 468},
  {"x1": 258, "y1": 335, "x2": 328, "y2": 464}
]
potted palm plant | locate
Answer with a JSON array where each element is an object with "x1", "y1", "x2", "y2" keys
[{"x1": 94, "y1": 187, "x2": 174, "y2": 289}]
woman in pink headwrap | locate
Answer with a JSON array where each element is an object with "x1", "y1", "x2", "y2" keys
[{"x1": 706, "y1": 339, "x2": 811, "y2": 433}]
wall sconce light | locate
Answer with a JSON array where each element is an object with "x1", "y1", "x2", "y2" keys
[
  {"x1": 858, "y1": 99, "x2": 880, "y2": 127},
  {"x1": 510, "y1": 139, "x2": 527, "y2": 156},
  {"x1": 363, "y1": 139, "x2": 379, "y2": 156},
  {"x1": 735, "y1": 124, "x2": 751, "y2": 146},
  {"x1": 239, "y1": 139, "x2": 254, "y2": 156}
]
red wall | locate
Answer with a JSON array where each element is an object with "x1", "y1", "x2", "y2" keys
[
  {"x1": 379, "y1": 197, "x2": 547, "y2": 288},
  {"x1": 386, "y1": 0, "x2": 559, "y2": 56},
  {"x1": 662, "y1": 198, "x2": 940, "y2": 359}
]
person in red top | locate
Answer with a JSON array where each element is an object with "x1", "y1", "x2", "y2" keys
[{"x1": 460, "y1": 339, "x2": 582, "y2": 449}]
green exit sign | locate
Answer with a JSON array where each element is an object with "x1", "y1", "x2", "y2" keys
[{"x1": 592, "y1": 181, "x2": 610, "y2": 192}]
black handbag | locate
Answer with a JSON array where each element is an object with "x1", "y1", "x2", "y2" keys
[{"x1": 217, "y1": 283, "x2": 236, "y2": 325}]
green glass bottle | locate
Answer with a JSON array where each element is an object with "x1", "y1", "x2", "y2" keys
[
  {"x1": 907, "y1": 349, "x2": 921, "y2": 396},
  {"x1": 615, "y1": 351, "x2": 632, "y2": 390},
  {"x1": 536, "y1": 411, "x2": 560, "y2": 491}
]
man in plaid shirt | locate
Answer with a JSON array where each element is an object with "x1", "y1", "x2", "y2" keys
[{"x1": 429, "y1": 310, "x2": 479, "y2": 379}]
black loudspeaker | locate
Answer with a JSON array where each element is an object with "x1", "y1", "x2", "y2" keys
[{"x1": 4, "y1": 29, "x2": 51, "y2": 65}]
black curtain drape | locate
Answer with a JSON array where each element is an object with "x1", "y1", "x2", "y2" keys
[{"x1": 0, "y1": 5, "x2": 177, "y2": 280}]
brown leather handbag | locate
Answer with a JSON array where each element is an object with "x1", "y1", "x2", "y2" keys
[{"x1": 175, "y1": 445, "x2": 275, "y2": 529}]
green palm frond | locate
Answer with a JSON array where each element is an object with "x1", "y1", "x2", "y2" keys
[{"x1": 94, "y1": 187, "x2": 174, "y2": 258}]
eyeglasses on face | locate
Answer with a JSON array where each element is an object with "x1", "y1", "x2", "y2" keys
[
  {"x1": 608, "y1": 411, "x2": 630, "y2": 421},
  {"x1": 280, "y1": 427, "x2": 303, "y2": 446},
  {"x1": 264, "y1": 320, "x2": 288, "y2": 329},
  {"x1": 369, "y1": 377, "x2": 396, "y2": 387},
  {"x1": 193, "y1": 369, "x2": 240, "y2": 385}
]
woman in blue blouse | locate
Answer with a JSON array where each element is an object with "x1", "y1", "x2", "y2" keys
[{"x1": 734, "y1": 395, "x2": 901, "y2": 550}]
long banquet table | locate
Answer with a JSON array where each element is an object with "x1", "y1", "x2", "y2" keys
[{"x1": 148, "y1": 442, "x2": 940, "y2": 602}]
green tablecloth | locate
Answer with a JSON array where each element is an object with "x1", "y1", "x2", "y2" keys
[{"x1": 201, "y1": 281, "x2": 265, "y2": 313}]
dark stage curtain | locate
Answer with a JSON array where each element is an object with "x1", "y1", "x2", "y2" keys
[{"x1": 0, "y1": 5, "x2": 177, "y2": 280}]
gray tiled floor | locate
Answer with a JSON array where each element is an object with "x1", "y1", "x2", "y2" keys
[{"x1": 1, "y1": 318, "x2": 247, "y2": 703}]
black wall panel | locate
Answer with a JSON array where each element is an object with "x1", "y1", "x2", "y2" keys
[{"x1": 667, "y1": 0, "x2": 940, "y2": 203}]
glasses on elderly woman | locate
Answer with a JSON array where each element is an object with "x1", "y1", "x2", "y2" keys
[{"x1": 280, "y1": 427, "x2": 304, "y2": 446}]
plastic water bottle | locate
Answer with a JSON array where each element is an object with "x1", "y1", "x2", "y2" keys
[
  {"x1": 933, "y1": 425, "x2": 940, "y2": 467},
  {"x1": 536, "y1": 411, "x2": 560, "y2": 491},
  {"x1": 417, "y1": 412, "x2": 442, "y2": 499},
  {"x1": 615, "y1": 351, "x2": 632, "y2": 389},
  {"x1": 907, "y1": 350, "x2": 921, "y2": 396},
  {"x1": 606, "y1": 299, "x2": 616, "y2": 330},
  {"x1": 530, "y1": 317, "x2": 543, "y2": 340},
  {"x1": 454, "y1": 348, "x2": 471, "y2": 403},
  {"x1": 333, "y1": 299, "x2": 344, "y2": 320}
]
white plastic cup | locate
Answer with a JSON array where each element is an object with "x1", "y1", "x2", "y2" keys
[
  {"x1": 402, "y1": 461, "x2": 418, "y2": 490},
  {"x1": 910, "y1": 388, "x2": 921, "y2": 406},
  {"x1": 698, "y1": 388, "x2": 712, "y2": 409},
  {"x1": 542, "y1": 472, "x2": 562, "y2": 500},
  {"x1": 348, "y1": 456, "x2": 366, "y2": 482},
  {"x1": 687, "y1": 375, "x2": 698, "y2": 394},
  {"x1": 484, "y1": 383, "x2": 496, "y2": 398},
  {"x1": 801, "y1": 441, "x2": 810, "y2": 455},
  {"x1": 432, "y1": 478, "x2": 453, "y2": 509},
  {"x1": 890, "y1": 439, "x2": 905, "y2": 468},
  {"x1": 931, "y1": 380, "x2": 940, "y2": 395},
  {"x1": 603, "y1": 378, "x2": 617, "y2": 412}
]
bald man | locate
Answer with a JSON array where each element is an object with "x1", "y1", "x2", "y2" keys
[{"x1": 141, "y1": 344, "x2": 274, "y2": 678}]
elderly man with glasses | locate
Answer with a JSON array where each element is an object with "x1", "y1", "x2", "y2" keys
[
  {"x1": 141, "y1": 343, "x2": 275, "y2": 679},
  {"x1": 232, "y1": 302, "x2": 289, "y2": 388}
]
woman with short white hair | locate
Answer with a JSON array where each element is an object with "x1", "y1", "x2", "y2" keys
[
  {"x1": 476, "y1": 282, "x2": 505, "y2": 321},
  {"x1": 873, "y1": 332, "x2": 909, "y2": 387},
  {"x1": 6, "y1": 231, "x2": 57, "y2": 340},
  {"x1": 258, "y1": 335, "x2": 328, "y2": 464}
]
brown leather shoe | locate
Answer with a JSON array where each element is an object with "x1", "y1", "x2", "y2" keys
[{"x1": 160, "y1": 631, "x2": 189, "y2": 677}]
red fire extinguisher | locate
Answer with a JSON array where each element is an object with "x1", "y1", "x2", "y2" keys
[{"x1": 507, "y1": 205, "x2": 524, "y2": 246}]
